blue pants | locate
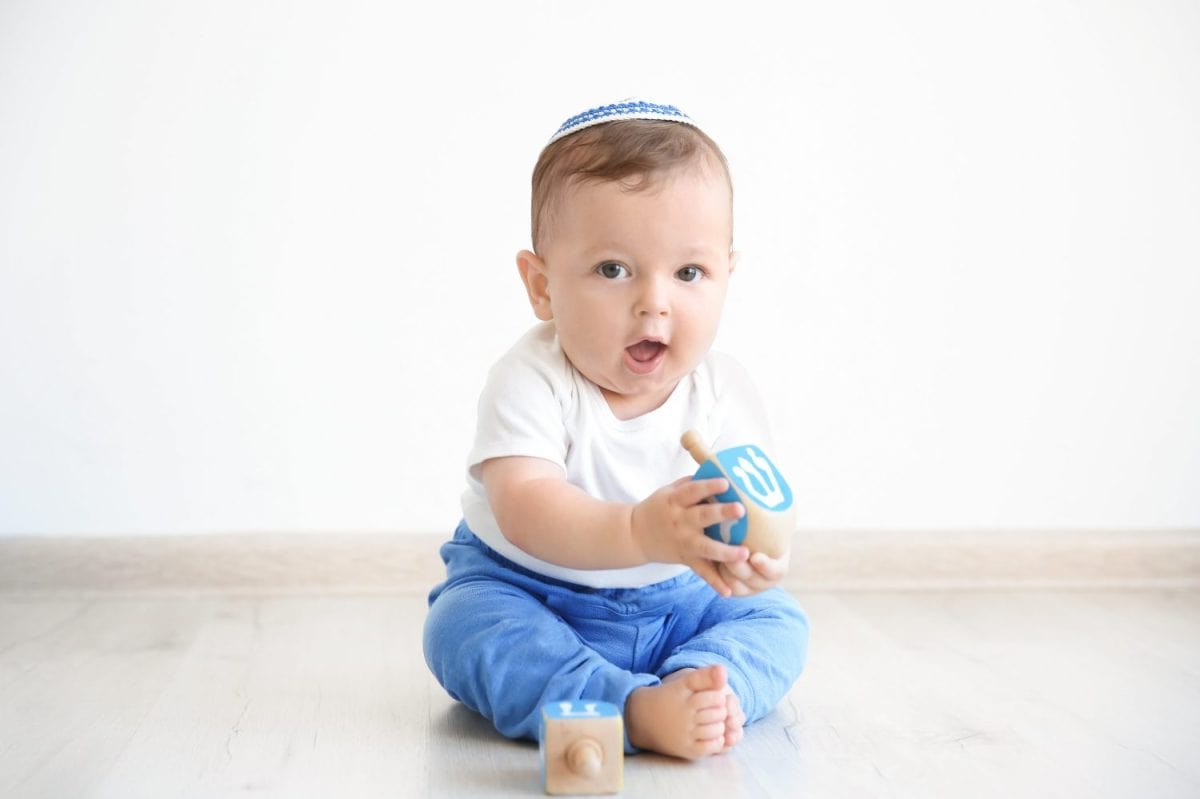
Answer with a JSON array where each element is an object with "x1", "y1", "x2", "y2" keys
[{"x1": 423, "y1": 521, "x2": 809, "y2": 752}]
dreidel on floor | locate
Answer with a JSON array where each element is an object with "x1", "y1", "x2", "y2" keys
[
  {"x1": 539, "y1": 700, "x2": 623, "y2": 795},
  {"x1": 681, "y1": 430, "x2": 794, "y2": 560}
]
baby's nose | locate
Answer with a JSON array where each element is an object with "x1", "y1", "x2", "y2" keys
[{"x1": 634, "y1": 277, "x2": 670, "y2": 316}]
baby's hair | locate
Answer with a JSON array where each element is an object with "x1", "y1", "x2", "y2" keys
[{"x1": 530, "y1": 119, "x2": 732, "y2": 253}]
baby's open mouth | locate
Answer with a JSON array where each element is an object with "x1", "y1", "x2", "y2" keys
[
  {"x1": 624, "y1": 340, "x2": 667, "y2": 374},
  {"x1": 627, "y1": 340, "x2": 665, "y2": 362}
]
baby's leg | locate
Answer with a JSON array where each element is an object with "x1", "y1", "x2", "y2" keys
[
  {"x1": 625, "y1": 664, "x2": 733, "y2": 760},
  {"x1": 657, "y1": 586, "x2": 809, "y2": 728},
  {"x1": 423, "y1": 577, "x2": 657, "y2": 746}
]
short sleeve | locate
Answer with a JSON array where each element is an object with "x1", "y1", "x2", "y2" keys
[
  {"x1": 466, "y1": 327, "x2": 571, "y2": 481},
  {"x1": 707, "y1": 352, "x2": 775, "y2": 452}
]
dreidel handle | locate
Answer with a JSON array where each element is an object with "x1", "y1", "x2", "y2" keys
[
  {"x1": 681, "y1": 429, "x2": 716, "y2": 467},
  {"x1": 566, "y1": 738, "x2": 602, "y2": 778}
]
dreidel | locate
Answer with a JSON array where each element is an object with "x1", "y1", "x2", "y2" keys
[
  {"x1": 539, "y1": 701, "x2": 623, "y2": 795},
  {"x1": 681, "y1": 430, "x2": 794, "y2": 560}
]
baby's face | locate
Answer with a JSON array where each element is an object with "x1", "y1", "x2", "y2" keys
[{"x1": 533, "y1": 163, "x2": 734, "y2": 419}]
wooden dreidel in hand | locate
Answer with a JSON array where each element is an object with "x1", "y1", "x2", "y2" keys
[
  {"x1": 539, "y1": 701, "x2": 623, "y2": 795},
  {"x1": 681, "y1": 430, "x2": 794, "y2": 560}
]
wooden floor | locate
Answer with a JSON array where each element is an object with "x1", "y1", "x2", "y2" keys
[{"x1": 2, "y1": 586, "x2": 1198, "y2": 797}]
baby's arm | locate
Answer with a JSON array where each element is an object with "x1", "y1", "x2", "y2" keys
[{"x1": 481, "y1": 456, "x2": 751, "y2": 596}]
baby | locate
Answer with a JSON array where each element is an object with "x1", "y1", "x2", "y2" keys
[{"x1": 423, "y1": 100, "x2": 809, "y2": 760}]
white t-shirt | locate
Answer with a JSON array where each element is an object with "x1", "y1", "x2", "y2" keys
[{"x1": 461, "y1": 321, "x2": 773, "y2": 588}]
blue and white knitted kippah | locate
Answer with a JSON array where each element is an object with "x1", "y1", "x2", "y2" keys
[{"x1": 548, "y1": 99, "x2": 696, "y2": 144}]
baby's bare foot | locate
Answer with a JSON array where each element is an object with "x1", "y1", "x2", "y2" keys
[
  {"x1": 625, "y1": 664, "x2": 730, "y2": 760},
  {"x1": 720, "y1": 688, "x2": 746, "y2": 753}
]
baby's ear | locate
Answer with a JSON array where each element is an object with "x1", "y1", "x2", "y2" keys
[
  {"x1": 729, "y1": 250, "x2": 742, "y2": 275},
  {"x1": 516, "y1": 250, "x2": 554, "y2": 321}
]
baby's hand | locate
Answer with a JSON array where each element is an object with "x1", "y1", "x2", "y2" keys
[
  {"x1": 631, "y1": 476, "x2": 749, "y2": 597},
  {"x1": 717, "y1": 551, "x2": 790, "y2": 597}
]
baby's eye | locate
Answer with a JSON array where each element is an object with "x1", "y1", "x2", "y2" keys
[
  {"x1": 597, "y1": 262, "x2": 629, "y2": 279},
  {"x1": 676, "y1": 265, "x2": 704, "y2": 282}
]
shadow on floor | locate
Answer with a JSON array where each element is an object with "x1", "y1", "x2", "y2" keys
[{"x1": 427, "y1": 703, "x2": 543, "y2": 796}]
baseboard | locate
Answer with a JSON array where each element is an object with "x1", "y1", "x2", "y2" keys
[
  {"x1": 0, "y1": 529, "x2": 1197, "y2": 596},
  {"x1": 789, "y1": 528, "x2": 1200, "y2": 590}
]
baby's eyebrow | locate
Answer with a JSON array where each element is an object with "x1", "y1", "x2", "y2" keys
[
  {"x1": 582, "y1": 244, "x2": 723, "y2": 262},
  {"x1": 678, "y1": 244, "x2": 725, "y2": 261},
  {"x1": 582, "y1": 244, "x2": 630, "y2": 260}
]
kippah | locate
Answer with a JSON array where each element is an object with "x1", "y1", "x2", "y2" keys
[{"x1": 548, "y1": 99, "x2": 696, "y2": 144}]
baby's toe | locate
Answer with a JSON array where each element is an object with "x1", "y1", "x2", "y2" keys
[
  {"x1": 681, "y1": 663, "x2": 727, "y2": 694},
  {"x1": 721, "y1": 692, "x2": 746, "y2": 752}
]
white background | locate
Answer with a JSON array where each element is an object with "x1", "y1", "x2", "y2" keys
[{"x1": 1, "y1": 0, "x2": 1197, "y2": 536}]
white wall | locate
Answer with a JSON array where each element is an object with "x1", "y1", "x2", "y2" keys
[{"x1": 1, "y1": 0, "x2": 1197, "y2": 535}]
